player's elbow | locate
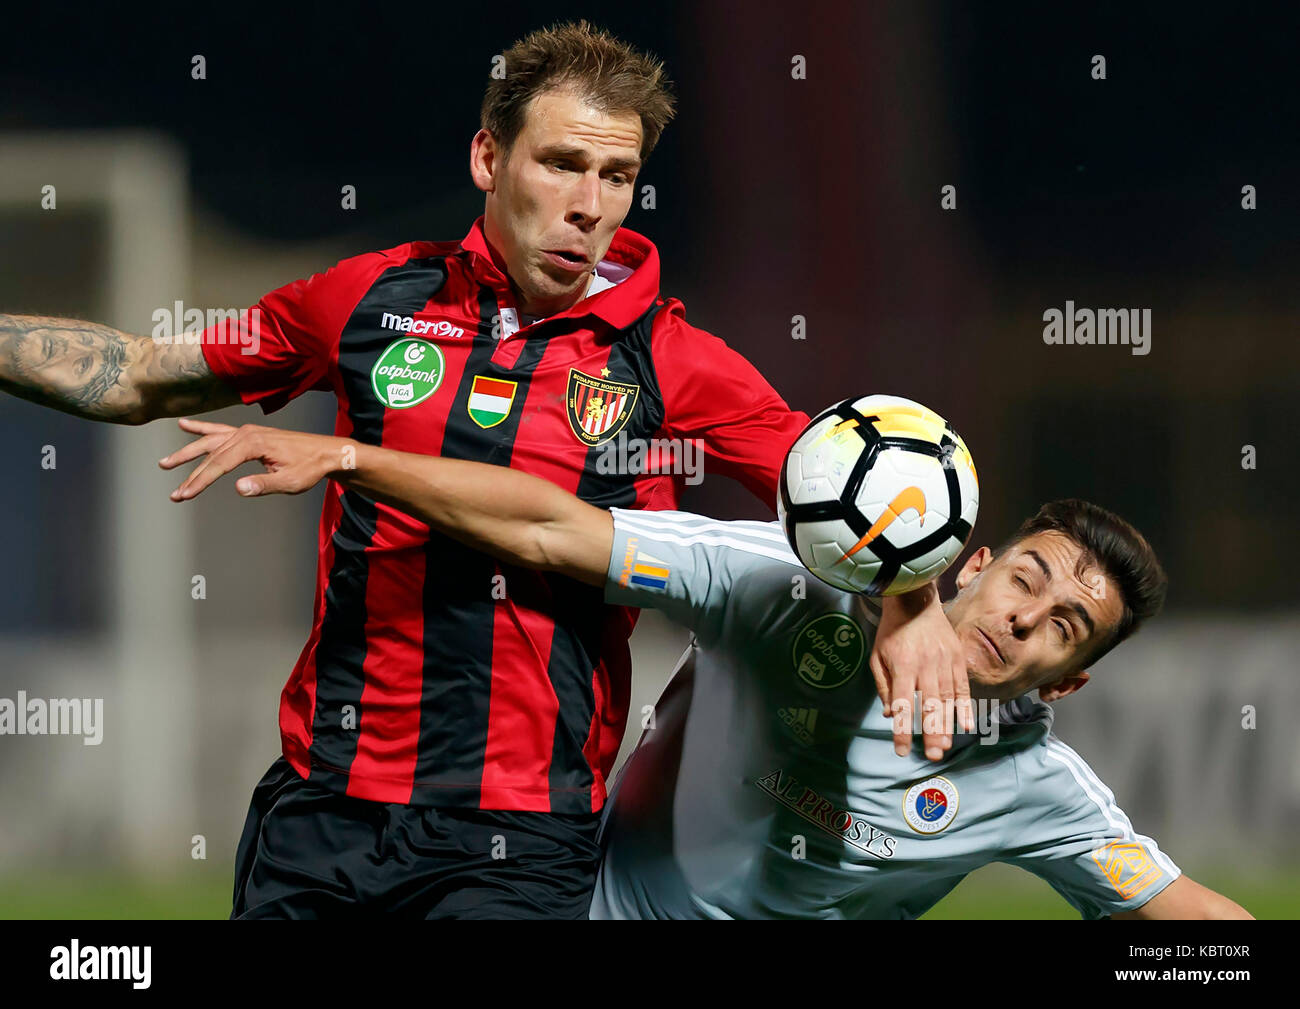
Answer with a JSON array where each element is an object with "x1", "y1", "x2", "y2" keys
[
  {"x1": 1119, "y1": 876, "x2": 1255, "y2": 919},
  {"x1": 1176, "y1": 902, "x2": 1254, "y2": 920},
  {"x1": 1185, "y1": 878, "x2": 1255, "y2": 919}
]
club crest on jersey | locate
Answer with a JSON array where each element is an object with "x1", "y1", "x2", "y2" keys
[
  {"x1": 371, "y1": 338, "x2": 446, "y2": 410},
  {"x1": 566, "y1": 369, "x2": 640, "y2": 446},
  {"x1": 902, "y1": 776, "x2": 959, "y2": 834},
  {"x1": 467, "y1": 375, "x2": 518, "y2": 429}
]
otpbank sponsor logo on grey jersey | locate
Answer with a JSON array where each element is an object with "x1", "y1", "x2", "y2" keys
[{"x1": 792, "y1": 612, "x2": 866, "y2": 689}]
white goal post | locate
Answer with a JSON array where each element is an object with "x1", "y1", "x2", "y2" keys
[{"x1": 0, "y1": 132, "x2": 197, "y2": 870}]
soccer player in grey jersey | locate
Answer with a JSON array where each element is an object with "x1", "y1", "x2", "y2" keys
[
  {"x1": 160, "y1": 419, "x2": 1253, "y2": 920},
  {"x1": 590, "y1": 506, "x2": 1244, "y2": 920}
]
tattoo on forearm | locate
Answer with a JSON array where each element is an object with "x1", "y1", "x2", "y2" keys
[
  {"x1": 0, "y1": 314, "x2": 132, "y2": 418},
  {"x1": 72, "y1": 325, "x2": 128, "y2": 411},
  {"x1": 0, "y1": 314, "x2": 235, "y2": 422}
]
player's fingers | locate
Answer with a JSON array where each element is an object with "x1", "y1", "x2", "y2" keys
[
  {"x1": 891, "y1": 692, "x2": 913, "y2": 758},
  {"x1": 171, "y1": 436, "x2": 258, "y2": 501},
  {"x1": 953, "y1": 656, "x2": 975, "y2": 734},
  {"x1": 159, "y1": 431, "x2": 231, "y2": 470},
  {"x1": 236, "y1": 463, "x2": 312, "y2": 498},
  {"x1": 176, "y1": 417, "x2": 238, "y2": 437},
  {"x1": 170, "y1": 435, "x2": 233, "y2": 496},
  {"x1": 919, "y1": 669, "x2": 944, "y2": 762},
  {"x1": 890, "y1": 666, "x2": 916, "y2": 757},
  {"x1": 938, "y1": 667, "x2": 957, "y2": 743},
  {"x1": 869, "y1": 651, "x2": 891, "y2": 715}
]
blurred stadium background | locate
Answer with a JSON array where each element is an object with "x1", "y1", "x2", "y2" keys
[{"x1": 1, "y1": 2, "x2": 1297, "y2": 918}]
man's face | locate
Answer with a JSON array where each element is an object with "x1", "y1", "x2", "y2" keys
[
  {"x1": 470, "y1": 86, "x2": 643, "y2": 318},
  {"x1": 943, "y1": 531, "x2": 1125, "y2": 702}
]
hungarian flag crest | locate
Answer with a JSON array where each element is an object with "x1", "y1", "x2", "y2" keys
[
  {"x1": 467, "y1": 375, "x2": 518, "y2": 428},
  {"x1": 566, "y1": 368, "x2": 640, "y2": 446}
]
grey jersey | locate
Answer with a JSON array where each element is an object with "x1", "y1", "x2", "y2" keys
[{"x1": 592, "y1": 508, "x2": 1180, "y2": 920}]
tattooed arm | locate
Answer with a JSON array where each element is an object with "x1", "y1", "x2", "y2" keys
[{"x1": 0, "y1": 314, "x2": 240, "y2": 424}]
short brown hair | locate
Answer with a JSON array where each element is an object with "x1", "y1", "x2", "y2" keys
[
  {"x1": 995, "y1": 498, "x2": 1168, "y2": 667},
  {"x1": 481, "y1": 20, "x2": 677, "y2": 163}
]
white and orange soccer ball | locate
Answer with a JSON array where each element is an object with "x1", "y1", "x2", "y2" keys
[{"x1": 777, "y1": 395, "x2": 979, "y2": 596}]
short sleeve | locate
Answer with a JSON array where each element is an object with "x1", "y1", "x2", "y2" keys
[
  {"x1": 199, "y1": 249, "x2": 398, "y2": 414},
  {"x1": 651, "y1": 306, "x2": 809, "y2": 513},
  {"x1": 604, "y1": 508, "x2": 802, "y2": 644},
  {"x1": 1002, "y1": 737, "x2": 1182, "y2": 919}
]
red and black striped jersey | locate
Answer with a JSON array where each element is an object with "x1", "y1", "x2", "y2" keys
[{"x1": 200, "y1": 216, "x2": 810, "y2": 813}]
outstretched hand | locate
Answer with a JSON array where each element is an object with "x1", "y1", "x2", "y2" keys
[
  {"x1": 869, "y1": 583, "x2": 975, "y2": 762},
  {"x1": 159, "y1": 418, "x2": 353, "y2": 501}
]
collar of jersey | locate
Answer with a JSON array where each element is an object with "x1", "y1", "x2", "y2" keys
[
  {"x1": 458, "y1": 214, "x2": 662, "y2": 331},
  {"x1": 943, "y1": 694, "x2": 1054, "y2": 756}
]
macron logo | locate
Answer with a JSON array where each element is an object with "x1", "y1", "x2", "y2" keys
[{"x1": 380, "y1": 312, "x2": 464, "y2": 339}]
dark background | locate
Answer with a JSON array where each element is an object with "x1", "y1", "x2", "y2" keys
[{"x1": 2, "y1": 0, "x2": 1297, "y2": 620}]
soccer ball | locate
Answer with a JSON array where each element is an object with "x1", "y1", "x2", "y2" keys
[{"x1": 777, "y1": 394, "x2": 979, "y2": 596}]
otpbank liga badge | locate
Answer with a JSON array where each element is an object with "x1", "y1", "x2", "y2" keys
[
  {"x1": 792, "y1": 613, "x2": 865, "y2": 690},
  {"x1": 372, "y1": 338, "x2": 446, "y2": 409},
  {"x1": 567, "y1": 368, "x2": 640, "y2": 446}
]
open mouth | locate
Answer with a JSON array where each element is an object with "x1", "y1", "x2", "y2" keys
[
  {"x1": 976, "y1": 627, "x2": 1005, "y2": 665},
  {"x1": 543, "y1": 249, "x2": 589, "y2": 269}
]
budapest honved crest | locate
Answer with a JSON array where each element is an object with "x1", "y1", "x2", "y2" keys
[{"x1": 566, "y1": 368, "x2": 640, "y2": 446}]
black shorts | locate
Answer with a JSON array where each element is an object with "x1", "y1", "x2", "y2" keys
[{"x1": 231, "y1": 756, "x2": 602, "y2": 919}]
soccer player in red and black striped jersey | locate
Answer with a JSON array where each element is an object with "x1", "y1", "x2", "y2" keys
[{"x1": 0, "y1": 21, "x2": 969, "y2": 917}]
